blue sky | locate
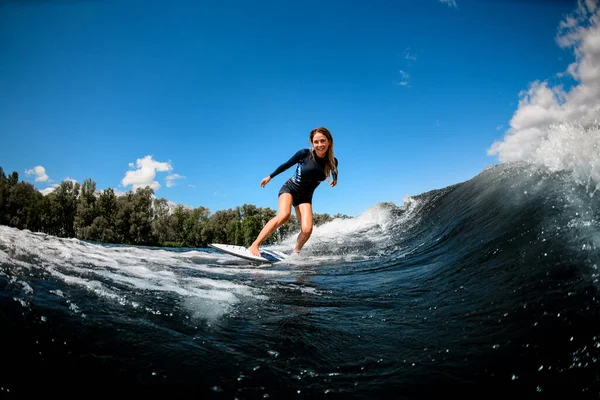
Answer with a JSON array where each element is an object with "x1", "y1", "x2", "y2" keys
[{"x1": 1, "y1": 0, "x2": 597, "y2": 217}]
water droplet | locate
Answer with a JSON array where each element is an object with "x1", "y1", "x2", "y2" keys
[{"x1": 268, "y1": 350, "x2": 279, "y2": 358}]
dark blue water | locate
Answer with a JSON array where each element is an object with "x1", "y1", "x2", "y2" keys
[{"x1": 1, "y1": 162, "x2": 599, "y2": 399}]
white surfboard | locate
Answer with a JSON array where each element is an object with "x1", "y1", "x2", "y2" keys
[{"x1": 209, "y1": 243, "x2": 289, "y2": 264}]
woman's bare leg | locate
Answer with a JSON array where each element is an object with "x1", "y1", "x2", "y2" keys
[
  {"x1": 248, "y1": 194, "x2": 293, "y2": 256},
  {"x1": 293, "y1": 203, "x2": 313, "y2": 253}
]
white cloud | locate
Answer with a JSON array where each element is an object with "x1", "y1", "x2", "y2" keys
[
  {"x1": 403, "y1": 48, "x2": 417, "y2": 62},
  {"x1": 122, "y1": 155, "x2": 173, "y2": 191},
  {"x1": 440, "y1": 0, "x2": 457, "y2": 8},
  {"x1": 25, "y1": 166, "x2": 49, "y2": 182},
  {"x1": 488, "y1": 0, "x2": 600, "y2": 162},
  {"x1": 39, "y1": 184, "x2": 58, "y2": 195},
  {"x1": 166, "y1": 173, "x2": 185, "y2": 187},
  {"x1": 395, "y1": 69, "x2": 410, "y2": 86},
  {"x1": 395, "y1": 48, "x2": 417, "y2": 87},
  {"x1": 35, "y1": 177, "x2": 78, "y2": 196}
]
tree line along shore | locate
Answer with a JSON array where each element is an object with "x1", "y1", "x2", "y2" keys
[{"x1": 0, "y1": 166, "x2": 349, "y2": 248}]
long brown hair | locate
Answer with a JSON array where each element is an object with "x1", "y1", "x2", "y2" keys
[{"x1": 309, "y1": 127, "x2": 337, "y2": 180}]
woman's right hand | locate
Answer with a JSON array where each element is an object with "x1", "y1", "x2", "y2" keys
[{"x1": 260, "y1": 176, "x2": 271, "y2": 187}]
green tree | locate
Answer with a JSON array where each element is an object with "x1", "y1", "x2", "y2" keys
[
  {"x1": 239, "y1": 204, "x2": 262, "y2": 246},
  {"x1": 7, "y1": 171, "x2": 18, "y2": 187},
  {"x1": 184, "y1": 206, "x2": 211, "y2": 247},
  {"x1": 172, "y1": 205, "x2": 190, "y2": 245},
  {"x1": 129, "y1": 186, "x2": 155, "y2": 245},
  {"x1": 313, "y1": 213, "x2": 333, "y2": 227},
  {"x1": 89, "y1": 187, "x2": 119, "y2": 242},
  {"x1": 333, "y1": 213, "x2": 351, "y2": 219},
  {"x1": 6, "y1": 181, "x2": 41, "y2": 230},
  {"x1": 116, "y1": 192, "x2": 134, "y2": 243},
  {"x1": 0, "y1": 167, "x2": 8, "y2": 225},
  {"x1": 206, "y1": 208, "x2": 240, "y2": 245},
  {"x1": 226, "y1": 217, "x2": 241, "y2": 245},
  {"x1": 25, "y1": 189, "x2": 45, "y2": 232},
  {"x1": 259, "y1": 207, "x2": 279, "y2": 245},
  {"x1": 35, "y1": 192, "x2": 53, "y2": 234},
  {"x1": 46, "y1": 180, "x2": 80, "y2": 237},
  {"x1": 75, "y1": 178, "x2": 98, "y2": 240},
  {"x1": 88, "y1": 216, "x2": 119, "y2": 243},
  {"x1": 152, "y1": 198, "x2": 178, "y2": 245},
  {"x1": 0, "y1": 169, "x2": 20, "y2": 226}
]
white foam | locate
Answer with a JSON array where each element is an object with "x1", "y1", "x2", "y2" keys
[
  {"x1": 0, "y1": 249, "x2": 11, "y2": 265},
  {"x1": 19, "y1": 281, "x2": 34, "y2": 295},
  {"x1": 529, "y1": 121, "x2": 600, "y2": 196},
  {"x1": 183, "y1": 296, "x2": 235, "y2": 325},
  {"x1": 0, "y1": 225, "x2": 288, "y2": 323},
  {"x1": 271, "y1": 198, "x2": 423, "y2": 258}
]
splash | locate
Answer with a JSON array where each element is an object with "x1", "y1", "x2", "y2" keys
[
  {"x1": 272, "y1": 198, "x2": 423, "y2": 259},
  {"x1": 0, "y1": 225, "x2": 278, "y2": 324},
  {"x1": 529, "y1": 120, "x2": 600, "y2": 196}
]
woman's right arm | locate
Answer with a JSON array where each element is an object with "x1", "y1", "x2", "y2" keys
[{"x1": 260, "y1": 176, "x2": 271, "y2": 187}]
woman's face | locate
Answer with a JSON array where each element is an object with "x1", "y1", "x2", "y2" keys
[{"x1": 312, "y1": 132, "x2": 330, "y2": 158}]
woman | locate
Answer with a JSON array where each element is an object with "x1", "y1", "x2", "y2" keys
[{"x1": 248, "y1": 127, "x2": 338, "y2": 257}]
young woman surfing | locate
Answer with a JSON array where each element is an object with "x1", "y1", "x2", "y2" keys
[{"x1": 248, "y1": 127, "x2": 338, "y2": 257}]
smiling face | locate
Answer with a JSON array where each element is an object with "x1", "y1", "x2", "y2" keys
[
  {"x1": 311, "y1": 132, "x2": 330, "y2": 158},
  {"x1": 309, "y1": 127, "x2": 336, "y2": 179}
]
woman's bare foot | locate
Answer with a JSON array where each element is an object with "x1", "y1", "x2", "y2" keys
[{"x1": 248, "y1": 245, "x2": 261, "y2": 257}]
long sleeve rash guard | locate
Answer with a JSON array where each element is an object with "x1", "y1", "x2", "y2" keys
[{"x1": 269, "y1": 149, "x2": 338, "y2": 194}]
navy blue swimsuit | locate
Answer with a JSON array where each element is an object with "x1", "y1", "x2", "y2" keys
[{"x1": 269, "y1": 149, "x2": 339, "y2": 206}]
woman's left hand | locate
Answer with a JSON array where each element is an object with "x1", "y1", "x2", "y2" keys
[{"x1": 330, "y1": 179, "x2": 337, "y2": 187}]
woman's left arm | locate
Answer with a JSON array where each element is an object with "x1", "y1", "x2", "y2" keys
[{"x1": 330, "y1": 158, "x2": 338, "y2": 187}]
